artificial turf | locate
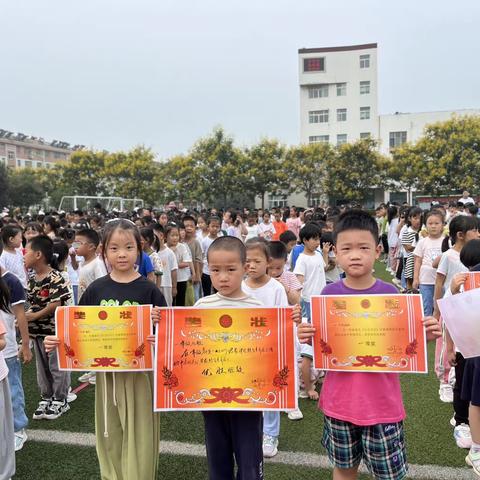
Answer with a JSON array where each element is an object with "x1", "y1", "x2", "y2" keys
[{"x1": 15, "y1": 261, "x2": 467, "y2": 478}]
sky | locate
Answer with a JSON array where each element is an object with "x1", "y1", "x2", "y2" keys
[{"x1": 1, "y1": 0, "x2": 479, "y2": 159}]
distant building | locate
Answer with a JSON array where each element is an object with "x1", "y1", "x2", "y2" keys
[
  {"x1": 0, "y1": 129, "x2": 84, "y2": 169},
  {"x1": 257, "y1": 43, "x2": 480, "y2": 209}
]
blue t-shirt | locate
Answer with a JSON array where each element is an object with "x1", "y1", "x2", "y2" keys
[
  {"x1": 291, "y1": 244, "x2": 304, "y2": 270},
  {"x1": 137, "y1": 252, "x2": 154, "y2": 278}
]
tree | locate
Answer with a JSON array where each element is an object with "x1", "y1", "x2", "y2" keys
[
  {"x1": 104, "y1": 146, "x2": 161, "y2": 205},
  {"x1": 245, "y1": 139, "x2": 286, "y2": 209},
  {"x1": 324, "y1": 139, "x2": 388, "y2": 204},
  {"x1": 411, "y1": 115, "x2": 480, "y2": 195},
  {"x1": 7, "y1": 168, "x2": 45, "y2": 208},
  {"x1": 287, "y1": 142, "x2": 334, "y2": 206},
  {"x1": 57, "y1": 149, "x2": 109, "y2": 197},
  {"x1": 158, "y1": 154, "x2": 202, "y2": 205},
  {"x1": 191, "y1": 127, "x2": 249, "y2": 207},
  {"x1": 388, "y1": 143, "x2": 423, "y2": 204},
  {"x1": 0, "y1": 164, "x2": 9, "y2": 208}
]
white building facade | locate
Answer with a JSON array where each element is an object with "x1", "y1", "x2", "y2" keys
[{"x1": 257, "y1": 43, "x2": 480, "y2": 209}]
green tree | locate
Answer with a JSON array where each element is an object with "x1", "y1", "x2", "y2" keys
[
  {"x1": 191, "y1": 127, "x2": 249, "y2": 207},
  {"x1": 104, "y1": 146, "x2": 161, "y2": 205},
  {"x1": 324, "y1": 139, "x2": 388, "y2": 204},
  {"x1": 0, "y1": 164, "x2": 9, "y2": 208},
  {"x1": 412, "y1": 115, "x2": 480, "y2": 195},
  {"x1": 388, "y1": 143, "x2": 423, "y2": 204},
  {"x1": 244, "y1": 138, "x2": 286, "y2": 209},
  {"x1": 287, "y1": 142, "x2": 334, "y2": 206},
  {"x1": 7, "y1": 168, "x2": 45, "y2": 208},
  {"x1": 158, "y1": 154, "x2": 202, "y2": 205}
]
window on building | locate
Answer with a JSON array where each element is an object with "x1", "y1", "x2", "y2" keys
[
  {"x1": 309, "y1": 135, "x2": 329, "y2": 144},
  {"x1": 7, "y1": 151, "x2": 15, "y2": 161},
  {"x1": 360, "y1": 132, "x2": 371, "y2": 139},
  {"x1": 360, "y1": 106, "x2": 371, "y2": 120},
  {"x1": 310, "y1": 193, "x2": 323, "y2": 206},
  {"x1": 268, "y1": 194, "x2": 288, "y2": 209},
  {"x1": 389, "y1": 131, "x2": 407, "y2": 149},
  {"x1": 304, "y1": 57, "x2": 325, "y2": 72},
  {"x1": 360, "y1": 54, "x2": 370, "y2": 68},
  {"x1": 337, "y1": 108, "x2": 347, "y2": 122},
  {"x1": 337, "y1": 134, "x2": 347, "y2": 146},
  {"x1": 308, "y1": 84, "x2": 328, "y2": 98},
  {"x1": 309, "y1": 110, "x2": 329, "y2": 123},
  {"x1": 45, "y1": 162, "x2": 50, "y2": 169},
  {"x1": 17, "y1": 159, "x2": 21, "y2": 167},
  {"x1": 36, "y1": 162, "x2": 43, "y2": 168},
  {"x1": 25, "y1": 160, "x2": 32, "y2": 168},
  {"x1": 360, "y1": 81, "x2": 370, "y2": 94},
  {"x1": 336, "y1": 83, "x2": 346, "y2": 96}
]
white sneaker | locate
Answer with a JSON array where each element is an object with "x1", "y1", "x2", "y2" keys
[
  {"x1": 298, "y1": 389, "x2": 308, "y2": 399},
  {"x1": 44, "y1": 399, "x2": 70, "y2": 420},
  {"x1": 450, "y1": 416, "x2": 456, "y2": 427},
  {"x1": 262, "y1": 434, "x2": 279, "y2": 458},
  {"x1": 454, "y1": 424, "x2": 472, "y2": 449},
  {"x1": 67, "y1": 387, "x2": 77, "y2": 403},
  {"x1": 439, "y1": 383, "x2": 454, "y2": 403},
  {"x1": 466, "y1": 450, "x2": 480, "y2": 476},
  {"x1": 14, "y1": 429, "x2": 28, "y2": 451},
  {"x1": 287, "y1": 408, "x2": 304, "y2": 421},
  {"x1": 88, "y1": 373, "x2": 96, "y2": 385},
  {"x1": 33, "y1": 399, "x2": 50, "y2": 420},
  {"x1": 78, "y1": 371, "x2": 95, "y2": 383}
]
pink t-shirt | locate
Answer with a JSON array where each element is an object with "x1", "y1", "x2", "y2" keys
[
  {"x1": 413, "y1": 236, "x2": 444, "y2": 285},
  {"x1": 286, "y1": 217, "x2": 302, "y2": 238},
  {"x1": 0, "y1": 319, "x2": 8, "y2": 381},
  {"x1": 318, "y1": 280, "x2": 406, "y2": 426}
]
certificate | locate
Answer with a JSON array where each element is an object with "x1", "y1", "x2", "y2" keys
[
  {"x1": 55, "y1": 305, "x2": 153, "y2": 371},
  {"x1": 464, "y1": 272, "x2": 480, "y2": 291},
  {"x1": 311, "y1": 294, "x2": 427, "y2": 373},
  {"x1": 438, "y1": 290, "x2": 480, "y2": 358},
  {"x1": 154, "y1": 307, "x2": 297, "y2": 411}
]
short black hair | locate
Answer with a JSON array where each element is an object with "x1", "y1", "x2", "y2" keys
[
  {"x1": 299, "y1": 223, "x2": 321, "y2": 243},
  {"x1": 460, "y1": 239, "x2": 480, "y2": 269},
  {"x1": 333, "y1": 209, "x2": 379, "y2": 244},
  {"x1": 207, "y1": 216, "x2": 221, "y2": 226},
  {"x1": 268, "y1": 241, "x2": 287, "y2": 260},
  {"x1": 207, "y1": 236, "x2": 246, "y2": 264},
  {"x1": 28, "y1": 235, "x2": 57, "y2": 268},
  {"x1": 279, "y1": 230, "x2": 297, "y2": 244},
  {"x1": 182, "y1": 215, "x2": 197, "y2": 225},
  {"x1": 76, "y1": 228, "x2": 100, "y2": 247}
]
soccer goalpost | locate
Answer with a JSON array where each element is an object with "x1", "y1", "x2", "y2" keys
[{"x1": 58, "y1": 196, "x2": 144, "y2": 212}]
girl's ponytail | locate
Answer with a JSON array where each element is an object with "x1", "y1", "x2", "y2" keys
[{"x1": 0, "y1": 239, "x2": 11, "y2": 313}]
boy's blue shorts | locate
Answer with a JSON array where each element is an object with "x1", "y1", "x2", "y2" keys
[{"x1": 322, "y1": 416, "x2": 407, "y2": 480}]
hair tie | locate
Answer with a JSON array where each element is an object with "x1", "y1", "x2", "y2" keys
[{"x1": 53, "y1": 252, "x2": 60, "y2": 259}]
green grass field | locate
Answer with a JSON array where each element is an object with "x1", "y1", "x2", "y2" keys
[{"x1": 14, "y1": 262, "x2": 467, "y2": 479}]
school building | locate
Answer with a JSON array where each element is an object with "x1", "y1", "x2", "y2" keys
[
  {"x1": 0, "y1": 129, "x2": 83, "y2": 169},
  {"x1": 258, "y1": 43, "x2": 480, "y2": 209}
]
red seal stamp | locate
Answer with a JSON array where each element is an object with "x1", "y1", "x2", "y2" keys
[
  {"x1": 98, "y1": 310, "x2": 108, "y2": 320},
  {"x1": 360, "y1": 299, "x2": 371, "y2": 309},
  {"x1": 219, "y1": 315, "x2": 232, "y2": 328}
]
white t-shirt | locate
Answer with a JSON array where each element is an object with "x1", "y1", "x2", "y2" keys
[
  {"x1": 437, "y1": 248, "x2": 467, "y2": 295},
  {"x1": 194, "y1": 292, "x2": 263, "y2": 308},
  {"x1": 258, "y1": 222, "x2": 276, "y2": 241},
  {"x1": 459, "y1": 197, "x2": 474, "y2": 205},
  {"x1": 1, "y1": 271, "x2": 25, "y2": 359},
  {"x1": 293, "y1": 251, "x2": 327, "y2": 301},
  {"x1": 0, "y1": 320, "x2": 8, "y2": 381},
  {"x1": 387, "y1": 218, "x2": 400, "y2": 248},
  {"x1": 78, "y1": 257, "x2": 108, "y2": 300},
  {"x1": 157, "y1": 247, "x2": 178, "y2": 288},
  {"x1": 67, "y1": 254, "x2": 83, "y2": 287},
  {"x1": 241, "y1": 277, "x2": 288, "y2": 308},
  {"x1": 201, "y1": 236, "x2": 217, "y2": 275},
  {"x1": 245, "y1": 225, "x2": 261, "y2": 242},
  {"x1": 413, "y1": 236, "x2": 444, "y2": 285},
  {"x1": 0, "y1": 249, "x2": 27, "y2": 289},
  {"x1": 173, "y1": 243, "x2": 192, "y2": 282}
]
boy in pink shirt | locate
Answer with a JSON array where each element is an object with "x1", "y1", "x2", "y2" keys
[{"x1": 298, "y1": 210, "x2": 441, "y2": 480}]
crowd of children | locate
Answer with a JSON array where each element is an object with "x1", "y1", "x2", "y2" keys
[{"x1": 1, "y1": 198, "x2": 480, "y2": 479}]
